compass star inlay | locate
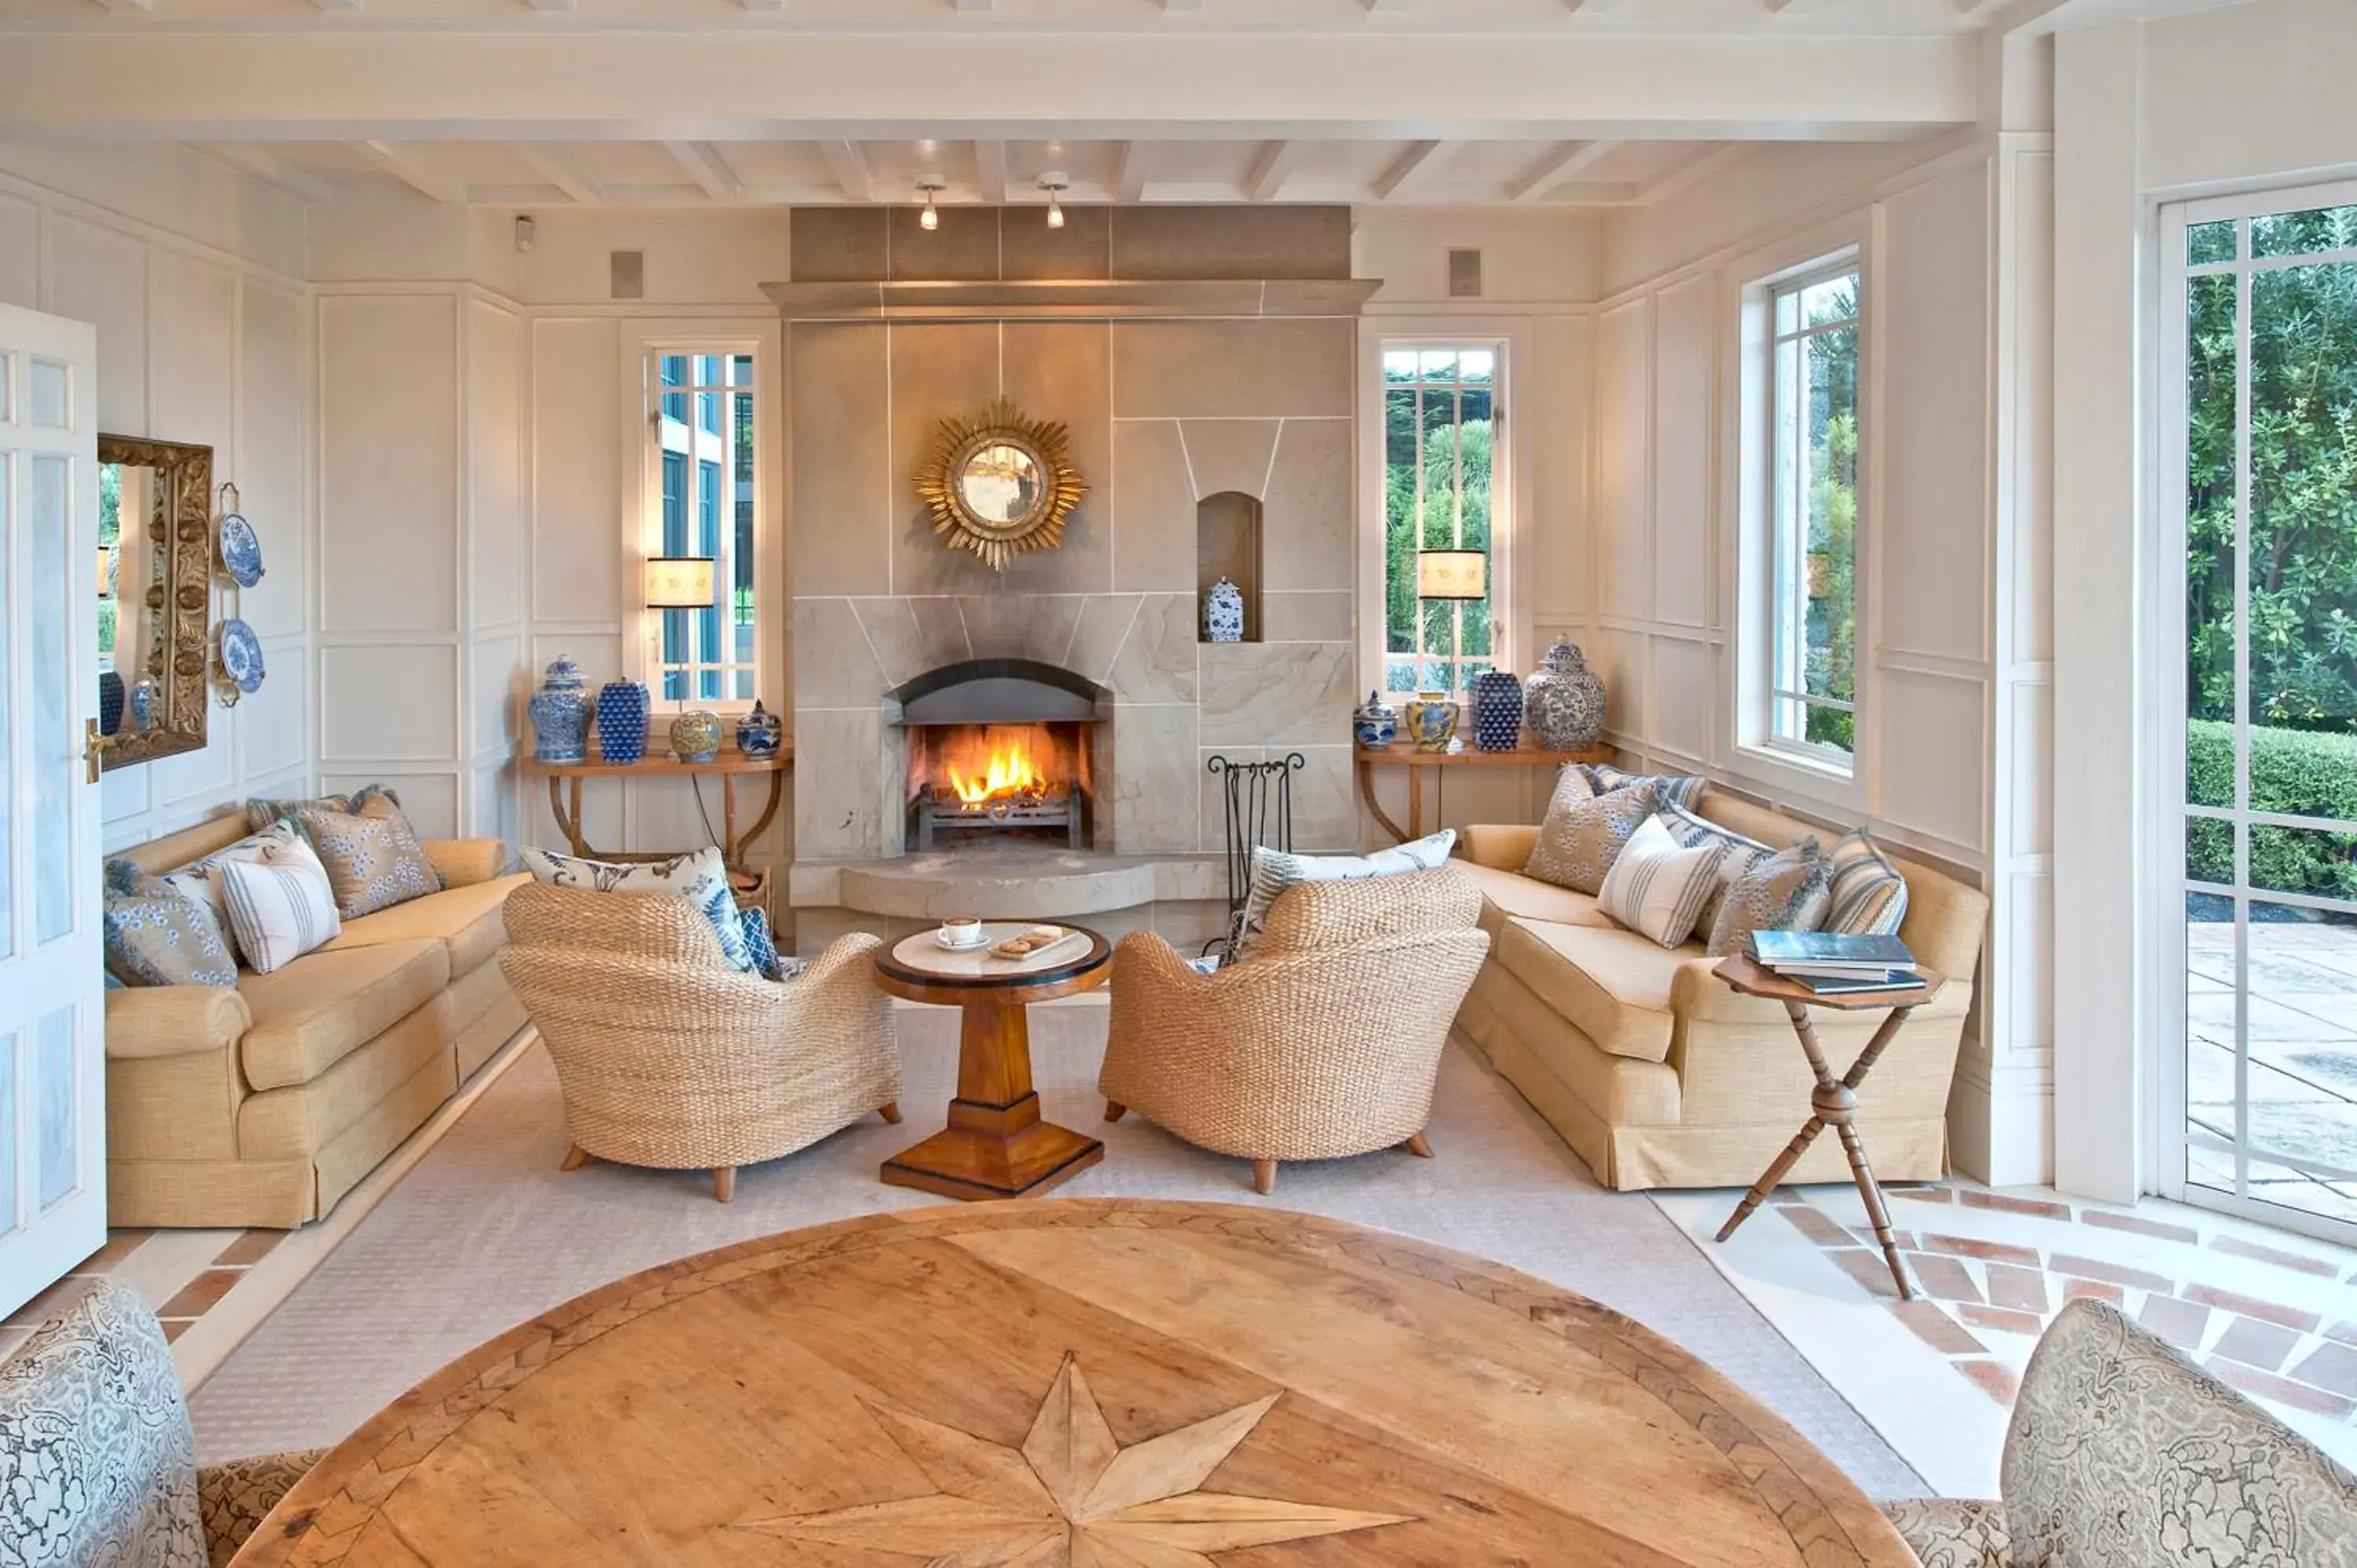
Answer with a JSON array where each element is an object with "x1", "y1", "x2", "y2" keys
[{"x1": 737, "y1": 1354, "x2": 1413, "y2": 1566}]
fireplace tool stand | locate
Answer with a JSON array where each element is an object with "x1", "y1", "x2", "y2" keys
[{"x1": 1204, "y1": 752, "x2": 1303, "y2": 958}]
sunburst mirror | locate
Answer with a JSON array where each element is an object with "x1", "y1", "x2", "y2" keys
[{"x1": 915, "y1": 398, "x2": 1087, "y2": 572}]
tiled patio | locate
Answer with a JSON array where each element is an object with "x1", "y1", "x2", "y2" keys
[{"x1": 2187, "y1": 916, "x2": 2357, "y2": 1226}]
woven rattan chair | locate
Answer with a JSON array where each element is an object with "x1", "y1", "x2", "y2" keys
[
  {"x1": 1099, "y1": 866, "x2": 1489, "y2": 1194},
  {"x1": 500, "y1": 882, "x2": 901, "y2": 1202}
]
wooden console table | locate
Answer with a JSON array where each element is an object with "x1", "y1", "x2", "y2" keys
[
  {"x1": 1355, "y1": 738, "x2": 1615, "y2": 843},
  {"x1": 524, "y1": 745, "x2": 790, "y2": 877}
]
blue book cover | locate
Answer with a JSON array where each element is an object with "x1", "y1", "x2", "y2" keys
[{"x1": 1748, "y1": 930, "x2": 1916, "y2": 969}]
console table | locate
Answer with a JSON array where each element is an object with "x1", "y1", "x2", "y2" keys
[
  {"x1": 1356, "y1": 738, "x2": 1615, "y2": 843},
  {"x1": 524, "y1": 746, "x2": 790, "y2": 881}
]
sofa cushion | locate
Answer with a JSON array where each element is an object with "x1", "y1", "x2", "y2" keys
[
  {"x1": 1596, "y1": 815, "x2": 1726, "y2": 948},
  {"x1": 1497, "y1": 918, "x2": 1692, "y2": 1064},
  {"x1": 1457, "y1": 861, "x2": 1618, "y2": 941},
  {"x1": 218, "y1": 837, "x2": 344, "y2": 974},
  {"x1": 237, "y1": 939, "x2": 449, "y2": 1091},
  {"x1": 1524, "y1": 779, "x2": 1659, "y2": 895},
  {"x1": 1824, "y1": 831, "x2": 1910, "y2": 936},
  {"x1": 323, "y1": 872, "x2": 527, "y2": 980},
  {"x1": 295, "y1": 796, "x2": 444, "y2": 920}
]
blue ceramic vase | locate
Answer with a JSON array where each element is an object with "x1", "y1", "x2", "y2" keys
[
  {"x1": 1524, "y1": 639, "x2": 1607, "y2": 750},
  {"x1": 98, "y1": 669, "x2": 126, "y2": 736},
  {"x1": 735, "y1": 700, "x2": 783, "y2": 759},
  {"x1": 1352, "y1": 691, "x2": 1399, "y2": 749},
  {"x1": 595, "y1": 680, "x2": 649, "y2": 764},
  {"x1": 1201, "y1": 577, "x2": 1245, "y2": 643},
  {"x1": 670, "y1": 710, "x2": 722, "y2": 764},
  {"x1": 1470, "y1": 670, "x2": 1524, "y2": 751},
  {"x1": 528, "y1": 656, "x2": 591, "y2": 764}
]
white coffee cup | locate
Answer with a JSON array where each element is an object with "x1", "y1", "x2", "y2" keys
[{"x1": 938, "y1": 916, "x2": 984, "y2": 949}]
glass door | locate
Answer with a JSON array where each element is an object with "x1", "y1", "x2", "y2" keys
[{"x1": 2161, "y1": 183, "x2": 2357, "y2": 1244}]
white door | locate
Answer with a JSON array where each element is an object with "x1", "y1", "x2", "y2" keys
[{"x1": 0, "y1": 304, "x2": 104, "y2": 1319}]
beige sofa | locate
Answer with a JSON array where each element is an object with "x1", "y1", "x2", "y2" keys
[
  {"x1": 104, "y1": 815, "x2": 530, "y2": 1229},
  {"x1": 1452, "y1": 792, "x2": 1989, "y2": 1192}
]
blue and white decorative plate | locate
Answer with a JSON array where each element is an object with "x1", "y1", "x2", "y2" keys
[
  {"x1": 218, "y1": 617, "x2": 266, "y2": 694},
  {"x1": 217, "y1": 510, "x2": 265, "y2": 588}
]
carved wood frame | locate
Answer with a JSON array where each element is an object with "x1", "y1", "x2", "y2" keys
[{"x1": 99, "y1": 433, "x2": 212, "y2": 771}]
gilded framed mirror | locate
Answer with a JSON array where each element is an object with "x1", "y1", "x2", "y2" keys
[
  {"x1": 915, "y1": 398, "x2": 1086, "y2": 572},
  {"x1": 97, "y1": 434, "x2": 213, "y2": 771}
]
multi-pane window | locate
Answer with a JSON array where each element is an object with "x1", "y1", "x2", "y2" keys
[
  {"x1": 651, "y1": 351, "x2": 757, "y2": 702},
  {"x1": 1382, "y1": 346, "x2": 1501, "y2": 696},
  {"x1": 1766, "y1": 266, "x2": 1860, "y2": 758}
]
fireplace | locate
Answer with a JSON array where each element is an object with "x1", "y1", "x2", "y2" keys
[{"x1": 885, "y1": 659, "x2": 1109, "y2": 852}]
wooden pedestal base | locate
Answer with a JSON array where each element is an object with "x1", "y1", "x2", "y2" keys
[{"x1": 880, "y1": 998, "x2": 1105, "y2": 1201}]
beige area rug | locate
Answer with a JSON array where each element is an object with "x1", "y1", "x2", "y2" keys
[{"x1": 188, "y1": 1005, "x2": 1925, "y2": 1497}]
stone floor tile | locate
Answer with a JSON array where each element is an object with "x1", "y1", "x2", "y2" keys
[
  {"x1": 2212, "y1": 1315, "x2": 2301, "y2": 1372},
  {"x1": 2183, "y1": 1284, "x2": 2321, "y2": 1334},
  {"x1": 2049, "y1": 1254, "x2": 2175, "y2": 1293},
  {"x1": 2062, "y1": 1279, "x2": 2124, "y2": 1305},
  {"x1": 2289, "y1": 1341, "x2": 2357, "y2": 1399},
  {"x1": 1889, "y1": 1299, "x2": 1986, "y2": 1356},
  {"x1": 1956, "y1": 1360, "x2": 2022, "y2": 1405},
  {"x1": 159, "y1": 1268, "x2": 244, "y2": 1321},
  {"x1": 1890, "y1": 1184, "x2": 1956, "y2": 1203},
  {"x1": 214, "y1": 1231, "x2": 284, "y2": 1268},
  {"x1": 1851, "y1": 1227, "x2": 1918, "y2": 1251},
  {"x1": 82, "y1": 1229, "x2": 156, "y2": 1270},
  {"x1": 1778, "y1": 1205, "x2": 1855, "y2": 1248},
  {"x1": 2080, "y1": 1210, "x2": 2201, "y2": 1244},
  {"x1": 1827, "y1": 1248, "x2": 1904, "y2": 1299},
  {"x1": 2324, "y1": 1321, "x2": 2357, "y2": 1349},
  {"x1": 1919, "y1": 1232, "x2": 2042, "y2": 1267},
  {"x1": 161, "y1": 1319, "x2": 193, "y2": 1344},
  {"x1": 1902, "y1": 1252, "x2": 1984, "y2": 1304},
  {"x1": 1961, "y1": 1191, "x2": 2072, "y2": 1221},
  {"x1": 2207, "y1": 1358, "x2": 2357, "y2": 1420},
  {"x1": 1957, "y1": 1302, "x2": 2046, "y2": 1336},
  {"x1": 2139, "y1": 1295, "x2": 2212, "y2": 1350},
  {"x1": 2208, "y1": 1234, "x2": 2344, "y2": 1277},
  {"x1": 1984, "y1": 1264, "x2": 2050, "y2": 1313}
]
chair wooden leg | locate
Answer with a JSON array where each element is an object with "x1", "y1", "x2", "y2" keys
[
  {"x1": 878, "y1": 1101, "x2": 902, "y2": 1125},
  {"x1": 712, "y1": 1167, "x2": 737, "y2": 1203},
  {"x1": 560, "y1": 1144, "x2": 588, "y2": 1171},
  {"x1": 1251, "y1": 1159, "x2": 1277, "y2": 1196},
  {"x1": 1401, "y1": 1132, "x2": 1434, "y2": 1159},
  {"x1": 1104, "y1": 1101, "x2": 1128, "y2": 1123}
]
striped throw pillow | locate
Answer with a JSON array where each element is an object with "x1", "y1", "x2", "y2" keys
[
  {"x1": 1596, "y1": 815, "x2": 1727, "y2": 947},
  {"x1": 218, "y1": 837, "x2": 343, "y2": 974},
  {"x1": 1230, "y1": 829, "x2": 1457, "y2": 964},
  {"x1": 1824, "y1": 831, "x2": 1909, "y2": 936},
  {"x1": 1577, "y1": 764, "x2": 1710, "y2": 811},
  {"x1": 1655, "y1": 800, "x2": 1777, "y2": 936}
]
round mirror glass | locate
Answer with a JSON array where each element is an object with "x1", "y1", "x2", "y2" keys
[{"x1": 957, "y1": 441, "x2": 1043, "y2": 526}]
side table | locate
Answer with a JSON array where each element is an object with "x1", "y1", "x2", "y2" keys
[
  {"x1": 1710, "y1": 954, "x2": 1946, "y2": 1301},
  {"x1": 524, "y1": 745, "x2": 789, "y2": 907},
  {"x1": 1354, "y1": 738, "x2": 1615, "y2": 844}
]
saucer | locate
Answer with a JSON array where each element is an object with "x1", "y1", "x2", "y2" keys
[{"x1": 935, "y1": 928, "x2": 989, "y2": 951}]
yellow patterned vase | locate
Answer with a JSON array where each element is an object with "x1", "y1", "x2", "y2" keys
[
  {"x1": 1402, "y1": 692, "x2": 1459, "y2": 752},
  {"x1": 669, "y1": 710, "x2": 722, "y2": 764}
]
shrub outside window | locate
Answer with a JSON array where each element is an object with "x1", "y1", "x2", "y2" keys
[{"x1": 1765, "y1": 266, "x2": 1860, "y2": 760}]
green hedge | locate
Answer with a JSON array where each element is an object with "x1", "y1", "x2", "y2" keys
[{"x1": 2187, "y1": 719, "x2": 2357, "y2": 899}]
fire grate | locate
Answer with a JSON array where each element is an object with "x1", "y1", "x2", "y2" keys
[{"x1": 912, "y1": 782, "x2": 1083, "y2": 851}]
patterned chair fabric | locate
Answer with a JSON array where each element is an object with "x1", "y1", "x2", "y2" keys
[
  {"x1": 0, "y1": 1278, "x2": 320, "y2": 1568},
  {"x1": 1883, "y1": 1298, "x2": 2357, "y2": 1568}
]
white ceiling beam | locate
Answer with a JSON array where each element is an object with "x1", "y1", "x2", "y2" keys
[
  {"x1": 1112, "y1": 141, "x2": 1151, "y2": 203},
  {"x1": 819, "y1": 139, "x2": 873, "y2": 202},
  {"x1": 1505, "y1": 139, "x2": 1618, "y2": 203},
  {"x1": 348, "y1": 140, "x2": 466, "y2": 203},
  {"x1": 199, "y1": 142, "x2": 336, "y2": 203},
  {"x1": 1633, "y1": 143, "x2": 1752, "y2": 206},
  {"x1": 518, "y1": 143, "x2": 604, "y2": 203},
  {"x1": 972, "y1": 138, "x2": 1011, "y2": 203},
  {"x1": 1370, "y1": 138, "x2": 1449, "y2": 200},
  {"x1": 662, "y1": 141, "x2": 739, "y2": 203},
  {"x1": 1244, "y1": 140, "x2": 1299, "y2": 202}
]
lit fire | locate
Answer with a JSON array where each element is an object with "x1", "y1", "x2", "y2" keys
[{"x1": 948, "y1": 734, "x2": 1049, "y2": 805}]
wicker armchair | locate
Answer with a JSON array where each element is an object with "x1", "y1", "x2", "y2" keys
[
  {"x1": 1098, "y1": 866, "x2": 1489, "y2": 1194},
  {"x1": 500, "y1": 882, "x2": 901, "y2": 1202}
]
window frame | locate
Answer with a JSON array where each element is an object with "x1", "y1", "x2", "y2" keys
[
  {"x1": 1358, "y1": 330, "x2": 1519, "y2": 705},
  {"x1": 621, "y1": 324, "x2": 780, "y2": 718},
  {"x1": 1730, "y1": 232, "x2": 1872, "y2": 797}
]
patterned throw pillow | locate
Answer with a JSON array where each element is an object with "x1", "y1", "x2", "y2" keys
[
  {"x1": 295, "y1": 795, "x2": 442, "y2": 920},
  {"x1": 1524, "y1": 779, "x2": 1659, "y2": 895},
  {"x1": 1596, "y1": 815, "x2": 1728, "y2": 948},
  {"x1": 739, "y1": 906, "x2": 807, "y2": 983},
  {"x1": 1824, "y1": 830, "x2": 1910, "y2": 936},
  {"x1": 218, "y1": 837, "x2": 343, "y2": 974},
  {"x1": 519, "y1": 844, "x2": 757, "y2": 973},
  {"x1": 159, "y1": 817, "x2": 306, "y2": 929},
  {"x1": 1655, "y1": 801, "x2": 1778, "y2": 936},
  {"x1": 244, "y1": 792, "x2": 350, "y2": 833},
  {"x1": 1230, "y1": 829, "x2": 1457, "y2": 964},
  {"x1": 1577, "y1": 764, "x2": 1710, "y2": 811},
  {"x1": 1704, "y1": 838, "x2": 1831, "y2": 958},
  {"x1": 102, "y1": 866, "x2": 238, "y2": 987}
]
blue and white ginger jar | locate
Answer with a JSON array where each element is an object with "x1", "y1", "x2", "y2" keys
[
  {"x1": 1352, "y1": 691, "x2": 1399, "y2": 749},
  {"x1": 529, "y1": 656, "x2": 592, "y2": 764},
  {"x1": 736, "y1": 700, "x2": 783, "y2": 759},
  {"x1": 595, "y1": 680, "x2": 649, "y2": 764},
  {"x1": 1202, "y1": 577, "x2": 1245, "y2": 643},
  {"x1": 1523, "y1": 639, "x2": 1607, "y2": 750},
  {"x1": 1470, "y1": 670, "x2": 1524, "y2": 751}
]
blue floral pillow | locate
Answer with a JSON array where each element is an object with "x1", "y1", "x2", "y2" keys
[
  {"x1": 102, "y1": 863, "x2": 238, "y2": 987},
  {"x1": 738, "y1": 906, "x2": 807, "y2": 983}
]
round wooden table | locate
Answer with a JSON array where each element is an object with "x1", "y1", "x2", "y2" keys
[
  {"x1": 236, "y1": 1201, "x2": 1915, "y2": 1567},
  {"x1": 872, "y1": 923, "x2": 1113, "y2": 1202}
]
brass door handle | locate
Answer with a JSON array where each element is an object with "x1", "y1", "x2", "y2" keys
[{"x1": 84, "y1": 717, "x2": 113, "y2": 783}]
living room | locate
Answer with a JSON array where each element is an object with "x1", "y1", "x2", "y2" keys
[{"x1": 2, "y1": 2, "x2": 2354, "y2": 1563}]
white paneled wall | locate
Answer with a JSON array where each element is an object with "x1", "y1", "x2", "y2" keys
[
  {"x1": 0, "y1": 148, "x2": 313, "y2": 854},
  {"x1": 1585, "y1": 138, "x2": 2054, "y2": 1182}
]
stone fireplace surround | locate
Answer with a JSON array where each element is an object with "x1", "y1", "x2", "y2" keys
[{"x1": 778, "y1": 206, "x2": 1376, "y2": 956}]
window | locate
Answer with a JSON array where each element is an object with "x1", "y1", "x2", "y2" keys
[
  {"x1": 648, "y1": 350, "x2": 758, "y2": 703},
  {"x1": 1381, "y1": 345, "x2": 1502, "y2": 696},
  {"x1": 1764, "y1": 264, "x2": 1860, "y2": 759}
]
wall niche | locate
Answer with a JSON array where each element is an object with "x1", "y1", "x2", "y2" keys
[{"x1": 1196, "y1": 491, "x2": 1263, "y2": 643}]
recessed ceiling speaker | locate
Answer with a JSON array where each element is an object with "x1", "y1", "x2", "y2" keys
[
  {"x1": 1448, "y1": 248, "x2": 1483, "y2": 299},
  {"x1": 610, "y1": 250, "x2": 645, "y2": 300}
]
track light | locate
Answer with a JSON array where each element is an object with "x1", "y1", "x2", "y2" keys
[
  {"x1": 916, "y1": 177, "x2": 944, "y2": 231},
  {"x1": 1039, "y1": 172, "x2": 1069, "y2": 229}
]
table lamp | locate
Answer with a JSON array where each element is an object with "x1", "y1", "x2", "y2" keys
[
  {"x1": 644, "y1": 556, "x2": 715, "y2": 711},
  {"x1": 1415, "y1": 548, "x2": 1486, "y2": 602}
]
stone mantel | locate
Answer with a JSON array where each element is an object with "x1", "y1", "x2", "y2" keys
[{"x1": 761, "y1": 277, "x2": 1381, "y2": 323}]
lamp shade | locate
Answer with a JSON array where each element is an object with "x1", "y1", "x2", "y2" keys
[
  {"x1": 1417, "y1": 549, "x2": 1487, "y2": 600},
  {"x1": 643, "y1": 556, "x2": 716, "y2": 608}
]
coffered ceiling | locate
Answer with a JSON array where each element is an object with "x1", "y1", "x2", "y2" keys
[{"x1": 0, "y1": 0, "x2": 2242, "y2": 209}]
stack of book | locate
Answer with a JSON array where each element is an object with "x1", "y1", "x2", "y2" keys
[{"x1": 1747, "y1": 931, "x2": 1923, "y2": 996}]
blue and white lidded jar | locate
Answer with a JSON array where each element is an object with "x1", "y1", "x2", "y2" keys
[
  {"x1": 1202, "y1": 577, "x2": 1245, "y2": 643},
  {"x1": 1352, "y1": 691, "x2": 1400, "y2": 749},
  {"x1": 595, "y1": 680, "x2": 650, "y2": 765},
  {"x1": 1470, "y1": 670, "x2": 1525, "y2": 752},
  {"x1": 528, "y1": 656, "x2": 592, "y2": 764}
]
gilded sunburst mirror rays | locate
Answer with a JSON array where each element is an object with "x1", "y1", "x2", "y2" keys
[
  {"x1": 736, "y1": 1354, "x2": 1411, "y2": 1566},
  {"x1": 915, "y1": 397, "x2": 1087, "y2": 573}
]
